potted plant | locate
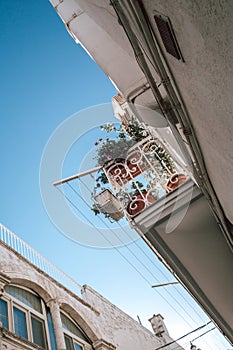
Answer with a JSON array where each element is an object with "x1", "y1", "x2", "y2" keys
[
  {"x1": 91, "y1": 119, "x2": 186, "y2": 220},
  {"x1": 94, "y1": 120, "x2": 176, "y2": 185},
  {"x1": 92, "y1": 188, "x2": 124, "y2": 222},
  {"x1": 94, "y1": 122, "x2": 144, "y2": 186}
]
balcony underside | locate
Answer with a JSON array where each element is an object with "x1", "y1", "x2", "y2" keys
[{"x1": 133, "y1": 180, "x2": 233, "y2": 343}]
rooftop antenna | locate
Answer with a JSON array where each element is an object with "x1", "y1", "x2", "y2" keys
[{"x1": 137, "y1": 315, "x2": 142, "y2": 325}]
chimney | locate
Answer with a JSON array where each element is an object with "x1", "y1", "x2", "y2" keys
[{"x1": 148, "y1": 314, "x2": 169, "y2": 337}]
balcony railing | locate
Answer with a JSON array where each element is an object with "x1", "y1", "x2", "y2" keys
[
  {"x1": 94, "y1": 136, "x2": 187, "y2": 220},
  {"x1": 0, "y1": 224, "x2": 82, "y2": 297}
]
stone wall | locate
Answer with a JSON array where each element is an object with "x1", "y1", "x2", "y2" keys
[{"x1": 0, "y1": 242, "x2": 173, "y2": 350}]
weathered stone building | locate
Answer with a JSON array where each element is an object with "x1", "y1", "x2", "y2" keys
[{"x1": 0, "y1": 224, "x2": 184, "y2": 350}]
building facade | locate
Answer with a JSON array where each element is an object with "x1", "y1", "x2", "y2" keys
[{"x1": 0, "y1": 224, "x2": 184, "y2": 350}]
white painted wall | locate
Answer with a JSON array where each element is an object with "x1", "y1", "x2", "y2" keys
[{"x1": 0, "y1": 242, "x2": 182, "y2": 350}]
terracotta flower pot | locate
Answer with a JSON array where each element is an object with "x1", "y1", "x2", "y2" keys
[
  {"x1": 167, "y1": 173, "x2": 187, "y2": 191},
  {"x1": 127, "y1": 191, "x2": 155, "y2": 216}
]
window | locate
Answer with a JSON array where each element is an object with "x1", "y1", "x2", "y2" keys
[
  {"x1": 1, "y1": 285, "x2": 51, "y2": 349},
  {"x1": 0, "y1": 298, "x2": 8, "y2": 328},
  {"x1": 47, "y1": 308, "x2": 57, "y2": 350},
  {"x1": 74, "y1": 342, "x2": 83, "y2": 350},
  {"x1": 31, "y1": 315, "x2": 47, "y2": 348},
  {"x1": 64, "y1": 334, "x2": 84, "y2": 350},
  {"x1": 64, "y1": 334, "x2": 73, "y2": 350},
  {"x1": 5, "y1": 285, "x2": 42, "y2": 313},
  {"x1": 61, "y1": 312, "x2": 92, "y2": 350},
  {"x1": 13, "y1": 306, "x2": 28, "y2": 339},
  {"x1": 61, "y1": 313, "x2": 89, "y2": 343}
]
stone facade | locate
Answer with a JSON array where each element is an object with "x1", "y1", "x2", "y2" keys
[{"x1": 0, "y1": 240, "x2": 183, "y2": 350}]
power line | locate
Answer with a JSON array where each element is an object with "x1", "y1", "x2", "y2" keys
[
  {"x1": 56, "y1": 185, "x2": 155, "y2": 284},
  {"x1": 77, "y1": 179, "x2": 210, "y2": 327},
  {"x1": 70, "y1": 179, "x2": 222, "y2": 350},
  {"x1": 153, "y1": 321, "x2": 212, "y2": 350},
  {"x1": 115, "y1": 220, "x2": 216, "y2": 335},
  {"x1": 69, "y1": 182, "x2": 199, "y2": 324},
  {"x1": 66, "y1": 181, "x2": 198, "y2": 328},
  {"x1": 59, "y1": 180, "x2": 221, "y2": 350},
  {"x1": 77, "y1": 177, "x2": 225, "y2": 350},
  {"x1": 191, "y1": 327, "x2": 215, "y2": 343}
]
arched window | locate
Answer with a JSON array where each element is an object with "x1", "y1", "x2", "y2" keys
[
  {"x1": 0, "y1": 285, "x2": 51, "y2": 349},
  {"x1": 60, "y1": 311, "x2": 92, "y2": 350}
]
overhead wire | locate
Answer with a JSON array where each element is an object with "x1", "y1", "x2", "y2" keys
[
  {"x1": 66, "y1": 181, "x2": 197, "y2": 328},
  {"x1": 78, "y1": 178, "x2": 212, "y2": 326},
  {"x1": 67, "y1": 180, "x2": 211, "y2": 331},
  {"x1": 190, "y1": 326, "x2": 215, "y2": 343},
  {"x1": 74, "y1": 178, "x2": 229, "y2": 350},
  {"x1": 116, "y1": 220, "x2": 208, "y2": 320},
  {"x1": 179, "y1": 327, "x2": 217, "y2": 350},
  {"x1": 153, "y1": 321, "x2": 212, "y2": 350},
  {"x1": 58, "y1": 179, "x2": 227, "y2": 349},
  {"x1": 114, "y1": 206, "x2": 226, "y2": 350},
  {"x1": 56, "y1": 186, "x2": 156, "y2": 283}
]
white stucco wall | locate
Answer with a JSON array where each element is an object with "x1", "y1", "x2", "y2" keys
[
  {"x1": 0, "y1": 242, "x2": 178, "y2": 350},
  {"x1": 82, "y1": 285, "x2": 159, "y2": 350},
  {"x1": 142, "y1": 0, "x2": 233, "y2": 224}
]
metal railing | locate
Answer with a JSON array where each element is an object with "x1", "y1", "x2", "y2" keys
[
  {"x1": 0, "y1": 224, "x2": 82, "y2": 297},
  {"x1": 95, "y1": 136, "x2": 187, "y2": 219}
]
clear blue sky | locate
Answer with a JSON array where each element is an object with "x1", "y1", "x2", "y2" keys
[{"x1": 0, "y1": 1, "x2": 230, "y2": 349}]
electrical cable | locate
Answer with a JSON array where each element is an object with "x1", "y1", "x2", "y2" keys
[
  {"x1": 75, "y1": 178, "x2": 224, "y2": 350},
  {"x1": 116, "y1": 220, "x2": 208, "y2": 321},
  {"x1": 56, "y1": 180, "x2": 225, "y2": 350},
  {"x1": 153, "y1": 321, "x2": 212, "y2": 350},
  {"x1": 59, "y1": 176, "x2": 225, "y2": 348},
  {"x1": 117, "y1": 223, "x2": 222, "y2": 350},
  {"x1": 67, "y1": 181, "x2": 206, "y2": 330},
  {"x1": 56, "y1": 185, "x2": 164, "y2": 288},
  {"x1": 190, "y1": 327, "x2": 215, "y2": 343},
  {"x1": 79, "y1": 178, "x2": 210, "y2": 327}
]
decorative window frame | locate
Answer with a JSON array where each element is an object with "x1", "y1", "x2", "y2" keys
[
  {"x1": 1, "y1": 284, "x2": 51, "y2": 350},
  {"x1": 61, "y1": 311, "x2": 93, "y2": 350}
]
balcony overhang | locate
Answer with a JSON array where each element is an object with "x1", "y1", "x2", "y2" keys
[{"x1": 133, "y1": 180, "x2": 233, "y2": 343}]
